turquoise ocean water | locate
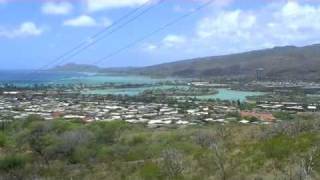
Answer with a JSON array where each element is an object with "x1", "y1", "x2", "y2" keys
[{"x1": 0, "y1": 70, "x2": 263, "y2": 101}]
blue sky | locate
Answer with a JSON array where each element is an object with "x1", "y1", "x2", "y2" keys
[{"x1": 0, "y1": 0, "x2": 320, "y2": 69}]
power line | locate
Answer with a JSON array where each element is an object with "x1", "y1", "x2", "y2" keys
[
  {"x1": 40, "y1": 0, "x2": 165, "y2": 71},
  {"x1": 82, "y1": 0, "x2": 214, "y2": 71},
  {"x1": 25, "y1": 0, "x2": 164, "y2": 84},
  {"x1": 29, "y1": 0, "x2": 214, "y2": 87},
  {"x1": 70, "y1": 0, "x2": 214, "y2": 88},
  {"x1": 36, "y1": 1, "x2": 154, "y2": 71}
]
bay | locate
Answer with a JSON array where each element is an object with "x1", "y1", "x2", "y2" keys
[
  {"x1": 83, "y1": 87, "x2": 265, "y2": 101},
  {"x1": 0, "y1": 70, "x2": 264, "y2": 101}
]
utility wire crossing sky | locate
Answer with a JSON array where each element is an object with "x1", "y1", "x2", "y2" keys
[{"x1": 1, "y1": 0, "x2": 320, "y2": 69}]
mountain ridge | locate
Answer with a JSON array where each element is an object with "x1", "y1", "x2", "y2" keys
[
  {"x1": 51, "y1": 44, "x2": 320, "y2": 81},
  {"x1": 132, "y1": 44, "x2": 320, "y2": 81}
]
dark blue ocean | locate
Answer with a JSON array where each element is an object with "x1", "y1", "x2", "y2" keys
[
  {"x1": 0, "y1": 70, "x2": 161, "y2": 87},
  {"x1": 0, "y1": 70, "x2": 87, "y2": 86}
]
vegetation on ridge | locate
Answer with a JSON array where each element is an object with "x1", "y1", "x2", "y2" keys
[
  {"x1": 52, "y1": 44, "x2": 320, "y2": 81},
  {"x1": 0, "y1": 114, "x2": 320, "y2": 179}
]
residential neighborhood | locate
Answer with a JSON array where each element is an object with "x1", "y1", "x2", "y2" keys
[{"x1": 1, "y1": 86, "x2": 319, "y2": 128}]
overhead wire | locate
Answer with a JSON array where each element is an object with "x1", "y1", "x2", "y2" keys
[
  {"x1": 25, "y1": 0, "x2": 163, "y2": 82},
  {"x1": 72, "y1": 0, "x2": 215, "y2": 90},
  {"x1": 36, "y1": 0, "x2": 156, "y2": 71},
  {"x1": 79, "y1": 0, "x2": 214, "y2": 72}
]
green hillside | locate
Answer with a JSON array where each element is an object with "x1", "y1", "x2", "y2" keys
[
  {"x1": 52, "y1": 44, "x2": 320, "y2": 81},
  {"x1": 133, "y1": 44, "x2": 320, "y2": 81},
  {"x1": 0, "y1": 115, "x2": 320, "y2": 179}
]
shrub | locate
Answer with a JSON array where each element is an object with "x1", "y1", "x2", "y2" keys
[
  {"x1": 52, "y1": 120, "x2": 82, "y2": 133},
  {"x1": 262, "y1": 135, "x2": 294, "y2": 160},
  {"x1": 139, "y1": 162, "x2": 163, "y2": 180},
  {"x1": 0, "y1": 154, "x2": 27, "y2": 172},
  {"x1": 273, "y1": 112, "x2": 295, "y2": 121},
  {"x1": 54, "y1": 129, "x2": 94, "y2": 163},
  {"x1": 70, "y1": 146, "x2": 95, "y2": 164},
  {"x1": 23, "y1": 115, "x2": 44, "y2": 128},
  {"x1": 0, "y1": 133, "x2": 8, "y2": 147},
  {"x1": 89, "y1": 121, "x2": 128, "y2": 144},
  {"x1": 126, "y1": 134, "x2": 147, "y2": 146}
]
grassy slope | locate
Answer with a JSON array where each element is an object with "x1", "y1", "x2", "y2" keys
[{"x1": 0, "y1": 114, "x2": 320, "y2": 179}]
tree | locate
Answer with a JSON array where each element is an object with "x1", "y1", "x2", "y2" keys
[
  {"x1": 298, "y1": 147, "x2": 319, "y2": 180},
  {"x1": 210, "y1": 140, "x2": 227, "y2": 180},
  {"x1": 53, "y1": 129, "x2": 94, "y2": 163},
  {"x1": 194, "y1": 131, "x2": 215, "y2": 148},
  {"x1": 26, "y1": 121, "x2": 54, "y2": 165},
  {"x1": 194, "y1": 127, "x2": 229, "y2": 180},
  {"x1": 161, "y1": 148, "x2": 185, "y2": 180}
]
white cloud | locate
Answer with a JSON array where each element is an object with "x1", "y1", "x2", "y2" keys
[
  {"x1": 143, "y1": 1, "x2": 320, "y2": 58},
  {"x1": 197, "y1": 10, "x2": 256, "y2": 39},
  {"x1": 19, "y1": 22, "x2": 43, "y2": 35},
  {"x1": 64, "y1": 15, "x2": 97, "y2": 27},
  {"x1": 63, "y1": 15, "x2": 111, "y2": 27},
  {"x1": 86, "y1": 0, "x2": 151, "y2": 12},
  {"x1": 142, "y1": 43, "x2": 157, "y2": 52},
  {"x1": 0, "y1": 22, "x2": 44, "y2": 38},
  {"x1": 42, "y1": 2, "x2": 73, "y2": 15},
  {"x1": 162, "y1": 35, "x2": 186, "y2": 47},
  {"x1": 278, "y1": 1, "x2": 320, "y2": 31}
]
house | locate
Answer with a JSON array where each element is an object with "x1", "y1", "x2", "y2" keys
[
  {"x1": 285, "y1": 106, "x2": 304, "y2": 111},
  {"x1": 176, "y1": 120, "x2": 189, "y2": 125},
  {"x1": 307, "y1": 105, "x2": 317, "y2": 111},
  {"x1": 239, "y1": 119, "x2": 250, "y2": 124},
  {"x1": 64, "y1": 115, "x2": 86, "y2": 119}
]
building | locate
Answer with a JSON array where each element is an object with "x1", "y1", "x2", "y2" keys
[{"x1": 256, "y1": 68, "x2": 264, "y2": 81}]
